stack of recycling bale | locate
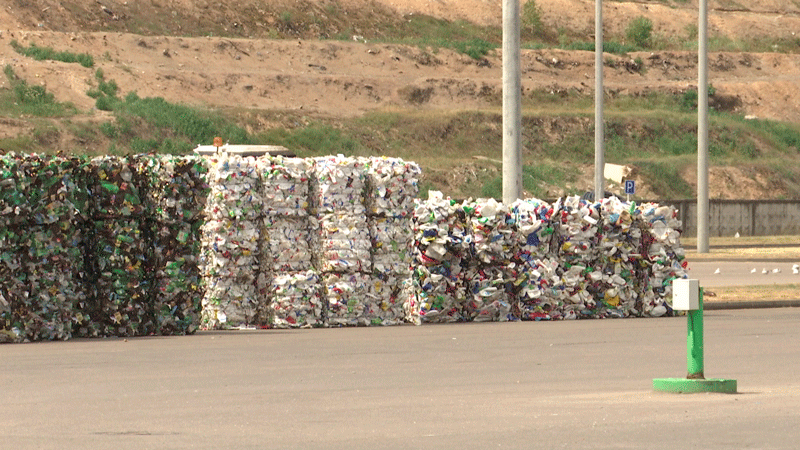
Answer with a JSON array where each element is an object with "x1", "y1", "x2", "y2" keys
[
  {"x1": 636, "y1": 202, "x2": 688, "y2": 316},
  {"x1": 1, "y1": 154, "x2": 91, "y2": 342},
  {"x1": 311, "y1": 155, "x2": 374, "y2": 326},
  {"x1": 548, "y1": 196, "x2": 603, "y2": 319},
  {"x1": 410, "y1": 192, "x2": 470, "y2": 323},
  {"x1": 144, "y1": 155, "x2": 210, "y2": 335},
  {"x1": 509, "y1": 198, "x2": 558, "y2": 320},
  {"x1": 463, "y1": 198, "x2": 516, "y2": 322},
  {"x1": 262, "y1": 156, "x2": 323, "y2": 328},
  {"x1": 79, "y1": 155, "x2": 154, "y2": 337},
  {"x1": 0, "y1": 153, "x2": 33, "y2": 342},
  {"x1": 593, "y1": 197, "x2": 648, "y2": 318},
  {"x1": 364, "y1": 157, "x2": 421, "y2": 326},
  {"x1": 410, "y1": 194, "x2": 687, "y2": 321},
  {"x1": 200, "y1": 154, "x2": 269, "y2": 329}
]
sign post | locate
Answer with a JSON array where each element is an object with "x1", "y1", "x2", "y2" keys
[
  {"x1": 624, "y1": 180, "x2": 635, "y2": 202},
  {"x1": 653, "y1": 279, "x2": 737, "y2": 393}
]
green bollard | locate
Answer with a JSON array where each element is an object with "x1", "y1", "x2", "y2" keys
[{"x1": 653, "y1": 283, "x2": 737, "y2": 394}]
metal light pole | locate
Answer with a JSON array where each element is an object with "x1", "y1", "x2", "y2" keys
[
  {"x1": 697, "y1": 0, "x2": 710, "y2": 252},
  {"x1": 502, "y1": 0, "x2": 523, "y2": 204},
  {"x1": 594, "y1": 0, "x2": 605, "y2": 202}
]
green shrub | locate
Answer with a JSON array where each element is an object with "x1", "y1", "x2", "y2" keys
[
  {"x1": 452, "y1": 38, "x2": 494, "y2": 60},
  {"x1": 99, "y1": 122, "x2": 118, "y2": 138},
  {"x1": 521, "y1": 0, "x2": 546, "y2": 39},
  {"x1": 625, "y1": 16, "x2": 653, "y2": 49},
  {"x1": 10, "y1": 40, "x2": 94, "y2": 67}
]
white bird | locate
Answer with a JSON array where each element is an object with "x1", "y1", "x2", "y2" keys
[
  {"x1": 772, "y1": 268, "x2": 781, "y2": 274},
  {"x1": 762, "y1": 268, "x2": 769, "y2": 274},
  {"x1": 734, "y1": 232, "x2": 740, "y2": 238},
  {"x1": 792, "y1": 264, "x2": 799, "y2": 274},
  {"x1": 750, "y1": 268, "x2": 757, "y2": 273},
  {"x1": 714, "y1": 268, "x2": 721, "y2": 274}
]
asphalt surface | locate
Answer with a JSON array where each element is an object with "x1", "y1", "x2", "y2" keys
[
  {"x1": 2, "y1": 308, "x2": 800, "y2": 450},
  {"x1": 689, "y1": 261, "x2": 800, "y2": 287}
]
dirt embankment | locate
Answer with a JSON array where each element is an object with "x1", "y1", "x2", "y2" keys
[{"x1": 1, "y1": 0, "x2": 799, "y2": 199}]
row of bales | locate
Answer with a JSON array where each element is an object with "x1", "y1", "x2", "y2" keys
[{"x1": 0, "y1": 152, "x2": 686, "y2": 343}]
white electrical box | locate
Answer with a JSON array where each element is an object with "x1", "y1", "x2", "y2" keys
[{"x1": 672, "y1": 279, "x2": 699, "y2": 310}]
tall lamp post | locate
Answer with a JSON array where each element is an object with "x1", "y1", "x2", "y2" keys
[
  {"x1": 697, "y1": 0, "x2": 710, "y2": 252},
  {"x1": 502, "y1": 0, "x2": 523, "y2": 204},
  {"x1": 594, "y1": 0, "x2": 605, "y2": 202}
]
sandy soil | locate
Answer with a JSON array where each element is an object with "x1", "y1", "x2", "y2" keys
[{"x1": 1, "y1": 0, "x2": 799, "y2": 199}]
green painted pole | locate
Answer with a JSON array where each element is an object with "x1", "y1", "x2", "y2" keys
[{"x1": 687, "y1": 288, "x2": 704, "y2": 379}]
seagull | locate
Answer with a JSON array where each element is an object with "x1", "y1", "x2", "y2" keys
[
  {"x1": 750, "y1": 268, "x2": 757, "y2": 273},
  {"x1": 772, "y1": 268, "x2": 781, "y2": 274},
  {"x1": 762, "y1": 268, "x2": 769, "y2": 274},
  {"x1": 734, "y1": 232, "x2": 740, "y2": 238},
  {"x1": 714, "y1": 268, "x2": 721, "y2": 274},
  {"x1": 793, "y1": 264, "x2": 799, "y2": 275}
]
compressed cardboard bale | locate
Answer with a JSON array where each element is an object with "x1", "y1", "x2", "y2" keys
[
  {"x1": 89, "y1": 218, "x2": 155, "y2": 337},
  {"x1": 317, "y1": 213, "x2": 371, "y2": 273},
  {"x1": 310, "y1": 155, "x2": 366, "y2": 215},
  {"x1": 413, "y1": 263, "x2": 468, "y2": 323},
  {"x1": 261, "y1": 156, "x2": 311, "y2": 216},
  {"x1": 365, "y1": 157, "x2": 421, "y2": 217},
  {"x1": 200, "y1": 272, "x2": 270, "y2": 329},
  {"x1": 370, "y1": 216, "x2": 414, "y2": 276},
  {"x1": 204, "y1": 154, "x2": 265, "y2": 220},
  {"x1": 271, "y1": 270, "x2": 323, "y2": 328},
  {"x1": 322, "y1": 272, "x2": 375, "y2": 326},
  {"x1": 144, "y1": 155, "x2": 210, "y2": 223},
  {"x1": 88, "y1": 155, "x2": 147, "y2": 218},
  {"x1": 262, "y1": 216, "x2": 317, "y2": 272}
]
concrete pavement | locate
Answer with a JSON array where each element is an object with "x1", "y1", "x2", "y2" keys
[{"x1": 2, "y1": 308, "x2": 800, "y2": 450}]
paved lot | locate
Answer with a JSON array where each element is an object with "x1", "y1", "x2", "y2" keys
[
  {"x1": 2, "y1": 308, "x2": 799, "y2": 450},
  {"x1": 690, "y1": 261, "x2": 800, "y2": 287}
]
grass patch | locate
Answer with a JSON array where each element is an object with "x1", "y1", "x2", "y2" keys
[
  {"x1": 1, "y1": 65, "x2": 77, "y2": 117},
  {"x1": 10, "y1": 40, "x2": 94, "y2": 67}
]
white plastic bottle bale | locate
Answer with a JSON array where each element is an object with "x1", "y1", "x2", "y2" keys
[
  {"x1": 317, "y1": 213, "x2": 371, "y2": 273},
  {"x1": 261, "y1": 156, "x2": 311, "y2": 216},
  {"x1": 271, "y1": 270, "x2": 323, "y2": 328},
  {"x1": 412, "y1": 264, "x2": 467, "y2": 323},
  {"x1": 322, "y1": 272, "x2": 373, "y2": 326},
  {"x1": 310, "y1": 155, "x2": 366, "y2": 215},
  {"x1": 263, "y1": 216, "x2": 316, "y2": 272},
  {"x1": 365, "y1": 157, "x2": 421, "y2": 217},
  {"x1": 369, "y1": 216, "x2": 414, "y2": 276},
  {"x1": 204, "y1": 154, "x2": 266, "y2": 220}
]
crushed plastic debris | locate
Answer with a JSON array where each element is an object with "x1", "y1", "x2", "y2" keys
[{"x1": 1, "y1": 151, "x2": 689, "y2": 342}]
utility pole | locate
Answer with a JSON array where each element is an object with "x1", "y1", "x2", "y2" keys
[
  {"x1": 697, "y1": 0, "x2": 710, "y2": 252},
  {"x1": 502, "y1": 0, "x2": 522, "y2": 204},
  {"x1": 594, "y1": 0, "x2": 605, "y2": 202}
]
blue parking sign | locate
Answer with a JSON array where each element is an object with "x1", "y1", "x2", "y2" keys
[{"x1": 624, "y1": 180, "x2": 635, "y2": 195}]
